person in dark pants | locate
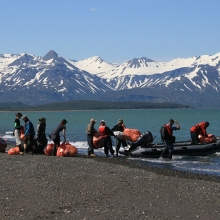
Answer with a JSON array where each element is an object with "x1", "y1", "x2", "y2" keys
[
  {"x1": 50, "y1": 119, "x2": 67, "y2": 156},
  {"x1": 111, "y1": 119, "x2": 128, "y2": 157},
  {"x1": 190, "y1": 121, "x2": 209, "y2": 144},
  {"x1": 99, "y1": 120, "x2": 115, "y2": 157},
  {"x1": 36, "y1": 117, "x2": 48, "y2": 154},
  {"x1": 22, "y1": 115, "x2": 36, "y2": 154},
  {"x1": 161, "y1": 119, "x2": 180, "y2": 159},
  {"x1": 86, "y1": 118, "x2": 97, "y2": 157}
]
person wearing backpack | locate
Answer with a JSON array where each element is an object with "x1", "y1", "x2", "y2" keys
[{"x1": 161, "y1": 119, "x2": 180, "y2": 159}]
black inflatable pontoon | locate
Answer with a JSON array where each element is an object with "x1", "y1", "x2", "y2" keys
[{"x1": 119, "y1": 138, "x2": 220, "y2": 158}]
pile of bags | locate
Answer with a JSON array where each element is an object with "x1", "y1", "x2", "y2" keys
[
  {"x1": 44, "y1": 142, "x2": 78, "y2": 157},
  {"x1": 8, "y1": 142, "x2": 78, "y2": 157}
]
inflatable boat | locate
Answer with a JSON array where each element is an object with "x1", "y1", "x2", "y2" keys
[{"x1": 119, "y1": 139, "x2": 220, "y2": 158}]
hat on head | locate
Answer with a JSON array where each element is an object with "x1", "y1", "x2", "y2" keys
[
  {"x1": 22, "y1": 115, "x2": 28, "y2": 120},
  {"x1": 61, "y1": 119, "x2": 67, "y2": 124},
  {"x1": 100, "y1": 120, "x2": 106, "y2": 124},
  {"x1": 118, "y1": 119, "x2": 123, "y2": 123},
  {"x1": 15, "y1": 112, "x2": 23, "y2": 117},
  {"x1": 90, "y1": 118, "x2": 96, "y2": 122},
  {"x1": 39, "y1": 117, "x2": 46, "y2": 121}
]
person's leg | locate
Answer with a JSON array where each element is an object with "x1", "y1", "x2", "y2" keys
[
  {"x1": 168, "y1": 142, "x2": 174, "y2": 159},
  {"x1": 52, "y1": 136, "x2": 60, "y2": 156},
  {"x1": 107, "y1": 137, "x2": 114, "y2": 156},
  {"x1": 23, "y1": 136, "x2": 28, "y2": 153},
  {"x1": 87, "y1": 135, "x2": 94, "y2": 155},
  {"x1": 190, "y1": 131, "x2": 199, "y2": 144},
  {"x1": 161, "y1": 141, "x2": 168, "y2": 158},
  {"x1": 115, "y1": 139, "x2": 121, "y2": 156},
  {"x1": 14, "y1": 130, "x2": 22, "y2": 148}
]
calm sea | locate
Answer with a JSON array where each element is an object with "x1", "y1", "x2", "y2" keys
[{"x1": 1, "y1": 109, "x2": 220, "y2": 176}]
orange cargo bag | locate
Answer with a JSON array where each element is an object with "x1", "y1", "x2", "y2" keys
[
  {"x1": 199, "y1": 134, "x2": 217, "y2": 144},
  {"x1": 93, "y1": 132, "x2": 107, "y2": 149},
  {"x1": 121, "y1": 128, "x2": 141, "y2": 142},
  {"x1": 8, "y1": 147, "x2": 20, "y2": 155},
  {"x1": 57, "y1": 142, "x2": 78, "y2": 157},
  {"x1": 44, "y1": 143, "x2": 54, "y2": 156},
  {"x1": 20, "y1": 126, "x2": 25, "y2": 141}
]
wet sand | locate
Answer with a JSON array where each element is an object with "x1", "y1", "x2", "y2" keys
[{"x1": 0, "y1": 144, "x2": 220, "y2": 219}]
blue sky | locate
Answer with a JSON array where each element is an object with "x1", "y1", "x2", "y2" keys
[{"x1": 1, "y1": 0, "x2": 220, "y2": 64}]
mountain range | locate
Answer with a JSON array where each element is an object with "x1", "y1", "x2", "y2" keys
[{"x1": 0, "y1": 50, "x2": 220, "y2": 108}]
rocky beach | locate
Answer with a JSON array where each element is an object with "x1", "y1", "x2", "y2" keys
[{"x1": 0, "y1": 144, "x2": 220, "y2": 220}]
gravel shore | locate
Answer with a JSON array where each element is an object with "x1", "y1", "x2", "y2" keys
[{"x1": 0, "y1": 144, "x2": 220, "y2": 220}]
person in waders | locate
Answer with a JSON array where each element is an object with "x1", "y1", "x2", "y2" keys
[
  {"x1": 50, "y1": 119, "x2": 67, "y2": 156},
  {"x1": 161, "y1": 119, "x2": 180, "y2": 159},
  {"x1": 86, "y1": 118, "x2": 97, "y2": 157},
  {"x1": 14, "y1": 112, "x2": 23, "y2": 150}
]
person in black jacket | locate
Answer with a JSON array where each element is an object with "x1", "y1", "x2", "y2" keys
[
  {"x1": 50, "y1": 119, "x2": 67, "y2": 156},
  {"x1": 36, "y1": 117, "x2": 48, "y2": 154},
  {"x1": 111, "y1": 119, "x2": 128, "y2": 156}
]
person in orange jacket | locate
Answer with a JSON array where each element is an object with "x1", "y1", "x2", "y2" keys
[{"x1": 190, "y1": 121, "x2": 209, "y2": 144}]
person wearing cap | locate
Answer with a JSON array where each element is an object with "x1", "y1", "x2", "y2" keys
[
  {"x1": 50, "y1": 119, "x2": 67, "y2": 156},
  {"x1": 22, "y1": 115, "x2": 36, "y2": 154},
  {"x1": 99, "y1": 120, "x2": 115, "y2": 157},
  {"x1": 14, "y1": 112, "x2": 23, "y2": 149},
  {"x1": 36, "y1": 117, "x2": 48, "y2": 154},
  {"x1": 111, "y1": 119, "x2": 128, "y2": 157},
  {"x1": 86, "y1": 118, "x2": 97, "y2": 156}
]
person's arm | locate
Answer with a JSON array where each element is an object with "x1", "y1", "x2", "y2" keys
[
  {"x1": 106, "y1": 127, "x2": 115, "y2": 136},
  {"x1": 111, "y1": 125, "x2": 116, "y2": 131},
  {"x1": 201, "y1": 125, "x2": 208, "y2": 137},
  {"x1": 24, "y1": 124, "x2": 30, "y2": 136},
  {"x1": 174, "y1": 120, "x2": 180, "y2": 130},
  {"x1": 36, "y1": 124, "x2": 40, "y2": 139}
]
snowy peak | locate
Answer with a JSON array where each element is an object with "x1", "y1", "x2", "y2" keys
[
  {"x1": 43, "y1": 50, "x2": 59, "y2": 61},
  {"x1": 72, "y1": 56, "x2": 117, "y2": 76},
  {"x1": 125, "y1": 57, "x2": 155, "y2": 68},
  {"x1": 9, "y1": 53, "x2": 36, "y2": 66}
]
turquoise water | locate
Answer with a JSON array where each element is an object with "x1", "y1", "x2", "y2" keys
[{"x1": 1, "y1": 109, "x2": 220, "y2": 176}]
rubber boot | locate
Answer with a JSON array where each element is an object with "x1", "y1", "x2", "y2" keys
[{"x1": 169, "y1": 152, "x2": 172, "y2": 159}]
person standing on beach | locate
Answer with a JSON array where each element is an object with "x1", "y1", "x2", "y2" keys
[
  {"x1": 99, "y1": 120, "x2": 115, "y2": 157},
  {"x1": 111, "y1": 119, "x2": 128, "y2": 157},
  {"x1": 14, "y1": 112, "x2": 23, "y2": 150},
  {"x1": 161, "y1": 119, "x2": 180, "y2": 159},
  {"x1": 22, "y1": 115, "x2": 36, "y2": 154},
  {"x1": 50, "y1": 119, "x2": 67, "y2": 156},
  {"x1": 36, "y1": 117, "x2": 48, "y2": 154},
  {"x1": 86, "y1": 118, "x2": 97, "y2": 157},
  {"x1": 190, "y1": 121, "x2": 209, "y2": 145}
]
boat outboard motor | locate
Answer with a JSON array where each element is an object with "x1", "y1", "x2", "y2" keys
[{"x1": 129, "y1": 131, "x2": 154, "y2": 151}]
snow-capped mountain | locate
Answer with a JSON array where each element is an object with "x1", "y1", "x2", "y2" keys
[
  {"x1": 0, "y1": 50, "x2": 114, "y2": 104},
  {"x1": 1, "y1": 50, "x2": 220, "y2": 107}
]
